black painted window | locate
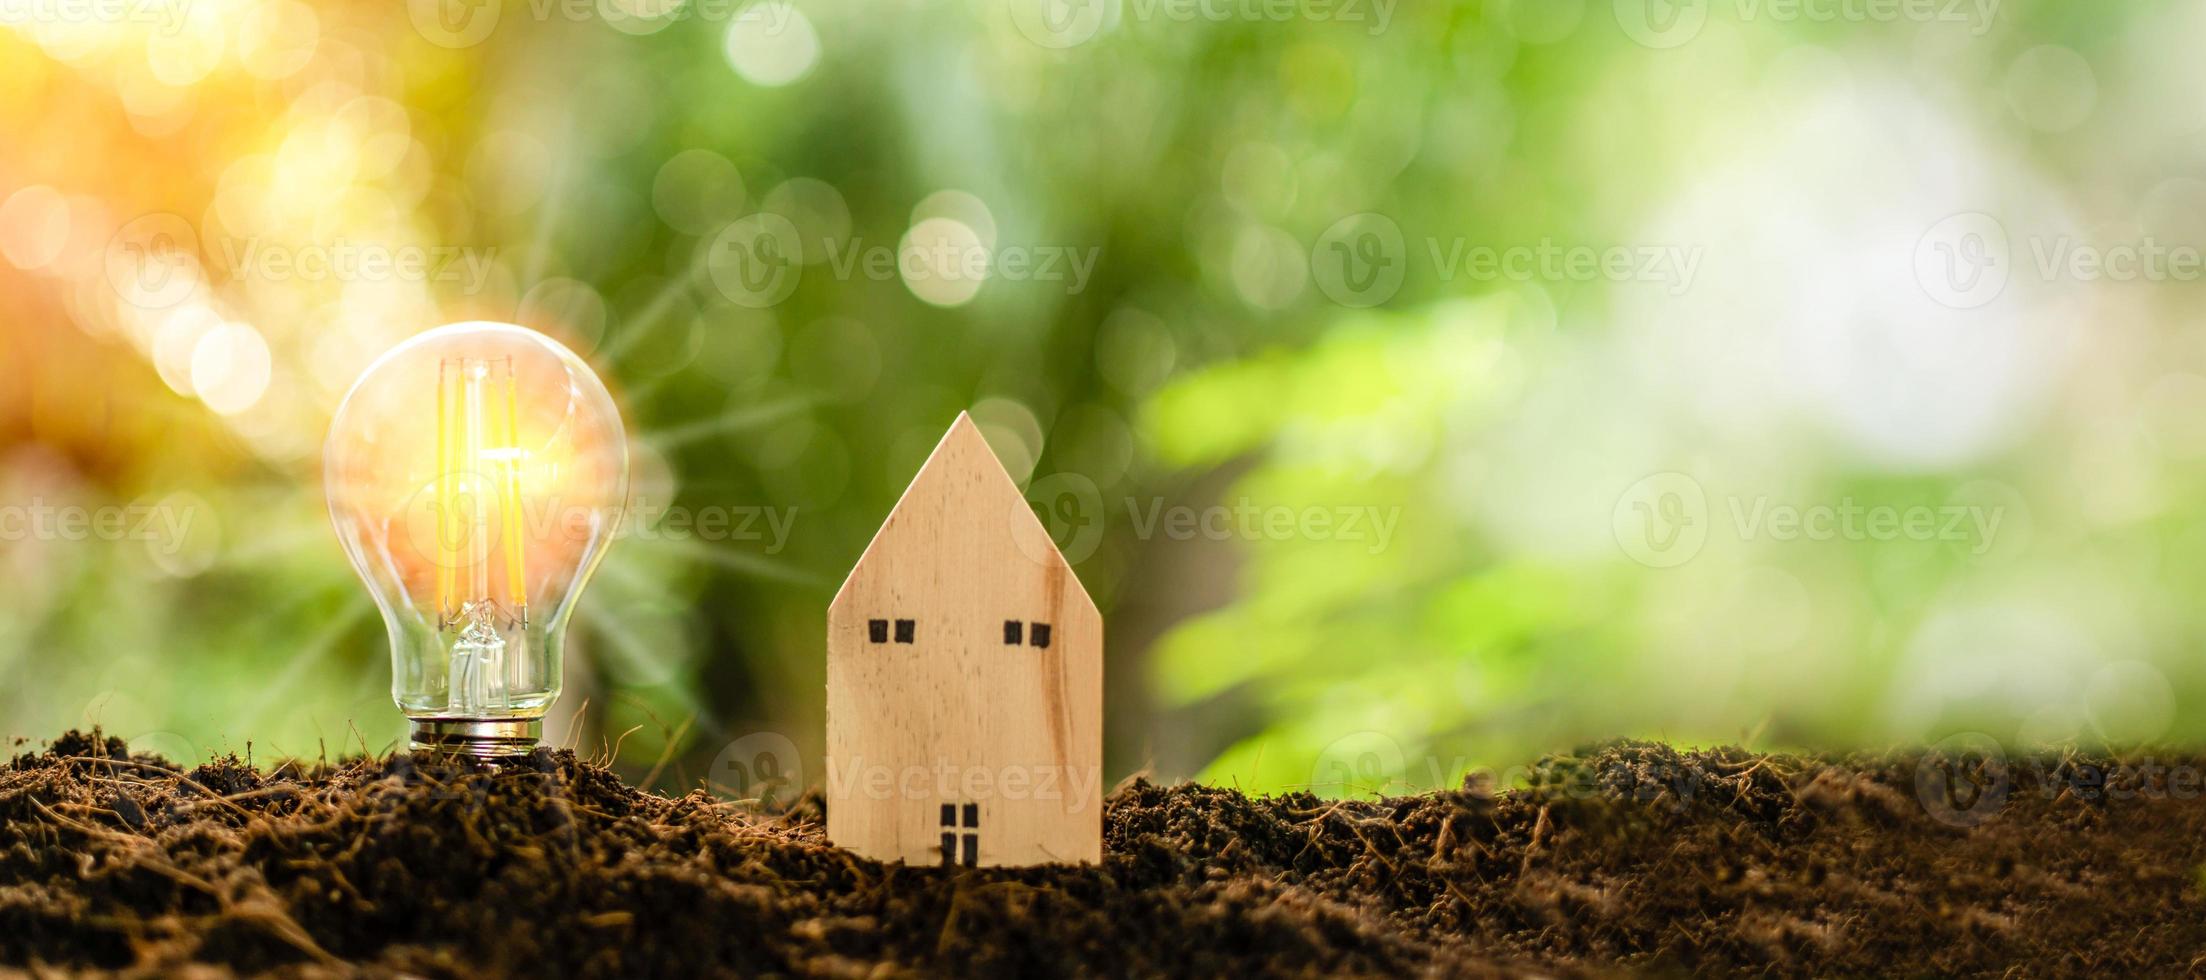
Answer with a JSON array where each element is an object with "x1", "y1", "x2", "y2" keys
[
  {"x1": 868, "y1": 619, "x2": 888, "y2": 643},
  {"x1": 940, "y1": 801, "x2": 979, "y2": 867},
  {"x1": 894, "y1": 619, "x2": 915, "y2": 644}
]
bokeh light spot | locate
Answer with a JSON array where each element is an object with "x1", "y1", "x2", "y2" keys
[
  {"x1": 652, "y1": 149, "x2": 746, "y2": 236},
  {"x1": 912, "y1": 190, "x2": 997, "y2": 250},
  {"x1": 0, "y1": 185, "x2": 70, "y2": 272},
  {"x1": 898, "y1": 216, "x2": 988, "y2": 307},
  {"x1": 724, "y1": 2, "x2": 819, "y2": 87},
  {"x1": 238, "y1": 0, "x2": 320, "y2": 80},
  {"x1": 517, "y1": 277, "x2": 610, "y2": 353},
  {"x1": 155, "y1": 305, "x2": 223, "y2": 396},
  {"x1": 190, "y1": 322, "x2": 273, "y2": 416}
]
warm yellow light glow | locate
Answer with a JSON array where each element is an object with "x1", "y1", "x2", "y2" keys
[
  {"x1": 435, "y1": 358, "x2": 454, "y2": 620},
  {"x1": 430, "y1": 354, "x2": 529, "y2": 630},
  {"x1": 327, "y1": 322, "x2": 627, "y2": 751},
  {"x1": 498, "y1": 363, "x2": 527, "y2": 615}
]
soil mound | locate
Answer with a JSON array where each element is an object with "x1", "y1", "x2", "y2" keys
[{"x1": 2, "y1": 732, "x2": 2201, "y2": 976}]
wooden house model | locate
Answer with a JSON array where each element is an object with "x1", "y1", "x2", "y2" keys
[{"x1": 825, "y1": 413, "x2": 1103, "y2": 867}]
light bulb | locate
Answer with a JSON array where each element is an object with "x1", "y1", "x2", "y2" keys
[{"x1": 325, "y1": 322, "x2": 628, "y2": 757}]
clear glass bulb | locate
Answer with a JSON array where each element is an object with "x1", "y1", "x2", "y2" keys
[{"x1": 325, "y1": 321, "x2": 628, "y2": 756}]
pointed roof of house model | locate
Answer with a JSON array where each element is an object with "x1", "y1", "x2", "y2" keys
[{"x1": 832, "y1": 412, "x2": 1096, "y2": 611}]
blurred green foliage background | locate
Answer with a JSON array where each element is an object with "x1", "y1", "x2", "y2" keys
[{"x1": 3, "y1": 0, "x2": 2204, "y2": 794}]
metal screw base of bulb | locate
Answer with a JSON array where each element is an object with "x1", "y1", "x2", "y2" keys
[{"x1": 409, "y1": 717, "x2": 543, "y2": 758}]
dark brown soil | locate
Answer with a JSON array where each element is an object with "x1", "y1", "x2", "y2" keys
[{"x1": 3, "y1": 730, "x2": 2203, "y2": 977}]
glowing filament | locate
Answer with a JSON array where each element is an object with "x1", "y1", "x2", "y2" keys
[{"x1": 433, "y1": 356, "x2": 529, "y2": 631}]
